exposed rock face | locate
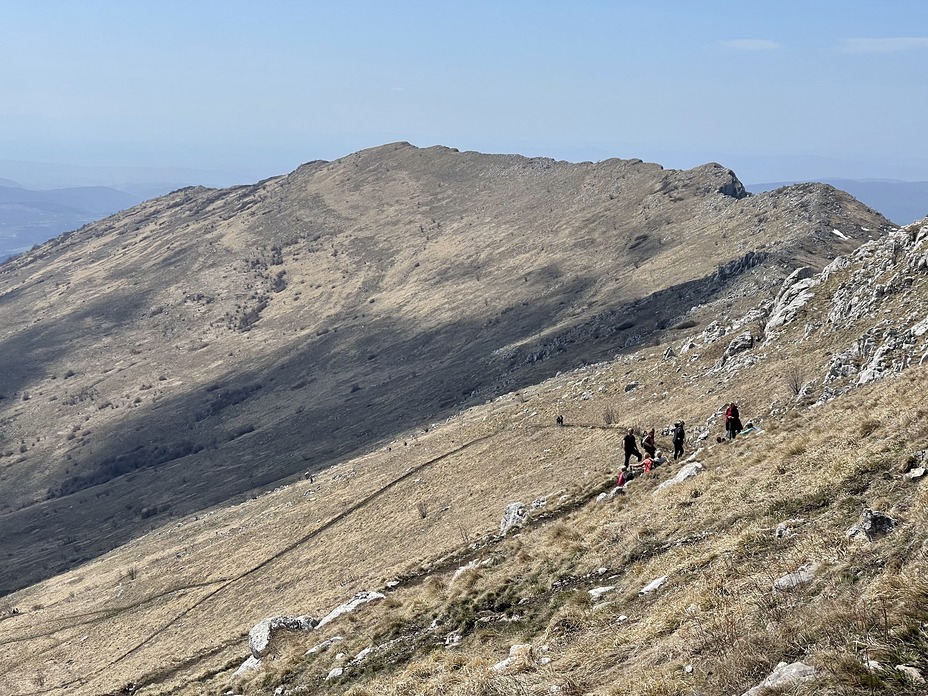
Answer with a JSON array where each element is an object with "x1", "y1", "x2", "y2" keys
[
  {"x1": 764, "y1": 267, "x2": 817, "y2": 337},
  {"x1": 500, "y1": 502, "x2": 528, "y2": 535},
  {"x1": 249, "y1": 615, "x2": 318, "y2": 658}
]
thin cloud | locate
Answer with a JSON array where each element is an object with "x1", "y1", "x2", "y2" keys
[
  {"x1": 840, "y1": 37, "x2": 928, "y2": 53},
  {"x1": 720, "y1": 39, "x2": 780, "y2": 51}
]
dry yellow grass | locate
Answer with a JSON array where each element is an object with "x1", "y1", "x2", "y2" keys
[{"x1": 2, "y1": 233, "x2": 927, "y2": 696}]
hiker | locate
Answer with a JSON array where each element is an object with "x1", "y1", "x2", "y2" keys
[
  {"x1": 617, "y1": 465, "x2": 632, "y2": 487},
  {"x1": 556, "y1": 414, "x2": 564, "y2": 426},
  {"x1": 642, "y1": 450, "x2": 668, "y2": 474},
  {"x1": 641, "y1": 428, "x2": 657, "y2": 457},
  {"x1": 725, "y1": 402, "x2": 743, "y2": 440},
  {"x1": 623, "y1": 428, "x2": 643, "y2": 467},
  {"x1": 672, "y1": 420, "x2": 686, "y2": 460}
]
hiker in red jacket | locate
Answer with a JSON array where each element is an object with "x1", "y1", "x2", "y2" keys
[{"x1": 725, "y1": 402, "x2": 743, "y2": 440}]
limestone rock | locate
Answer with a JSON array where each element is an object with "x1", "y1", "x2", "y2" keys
[
  {"x1": 248, "y1": 615, "x2": 318, "y2": 658},
  {"x1": 639, "y1": 576, "x2": 667, "y2": 594},
  {"x1": 846, "y1": 509, "x2": 897, "y2": 541},
  {"x1": 596, "y1": 486, "x2": 624, "y2": 503},
  {"x1": 500, "y1": 502, "x2": 528, "y2": 535},
  {"x1": 451, "y1": 559, "x2": 480, "y2": 584},
  {"x1": 350, "y1": 646, "x2": 373, "y2": 664},
  {"x1": 773, "y1": 562, "x2": 820, "y2": 591},
  {"x1": 233, "y1": 655, "x2": 262, "y2": 678},
  {"x1": 741, "y1": 661, "x2": 817, "y2": 695},
  {"x1": 588, "y1": 586, "x2": 615, "y2": 600},
  {"x1": 656, "y1": 462, "x2": 703, "y2": 491},
  {"x1": 305, "y1": 636, "x2": 344, "y2": 655},
  {"x1": 491, "y1": 643, "x2": 534, "y2": 673},
  {"x1": 724, "y1": 331, "x2": 754, "y2": 358},
  {"x1": 317, "y1": 591, "x2": 385, "y2": 629},
  {"x1": 904, "y1": 466, "x2": 926, "y2": 480},
  {"x1": 764, "y1": 268, "x2": 817, "y2": 336},
  {"x1": 775, "y1": 518, "x2": 806, "y2": 538},
  {"x1": 896, "y1": 664, "x2": 925, "y2": 683}
]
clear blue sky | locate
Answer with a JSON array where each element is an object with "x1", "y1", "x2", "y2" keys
[{"x1": 2, "y1": 0, "x2": 927, "y2": 187}]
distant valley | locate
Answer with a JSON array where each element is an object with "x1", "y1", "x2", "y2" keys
[{"x1": 0, "y1": 182, "x2": 142, "y2": 261}]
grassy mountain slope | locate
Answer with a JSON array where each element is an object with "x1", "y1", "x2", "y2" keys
[
  {"x1": 0, "y1": 203, "x2": 924, "y2": 693},
  {"x1": 0, "y1": 144, "x2": 892, "y2": 597}
]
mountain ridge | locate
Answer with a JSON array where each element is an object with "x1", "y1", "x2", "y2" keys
[{"x1": 0, "y1": 143, "x2": 893, "y2": 601}]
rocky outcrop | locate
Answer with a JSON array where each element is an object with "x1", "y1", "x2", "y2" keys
[
  {"x1": 741, "y1": 661, "x2": 817, "y2": 695},
  {"x1": 500, "y1": 502, "x2": 528, "y2": 535},
  {"x1": 764, "y1": 267, "x2": 817, "y2": 337},
  {"x1": 234, "y1": 592, "x2": 384, "y2": 680},
  {"x1": 249, "y1": 615, "x2": 318, "y2": 658},
  {"x1": 846, "y1": 509, "x2": 897, "y2": 541}
]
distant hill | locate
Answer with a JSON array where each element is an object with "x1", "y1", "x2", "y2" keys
[
  {"x1": 0, "y1": 183, "x2": 141, "y2": 260},
  {"x1": 0, "y1": 142, "x2": 894, "y2": 600},
  {"x1": 748, "y1": 178, "x2": 928, "y2": 226}
]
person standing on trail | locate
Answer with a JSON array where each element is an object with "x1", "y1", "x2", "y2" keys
[
  {"x1": 673, "y1": 421, "x2": 685, "y2": 460},
  {"x1": 725, "y1": 402, "x2": 742, "y2": 440},
  {"x1": 641, "y1": 428, "x2": 657, "y2": 458},
  {"x1": 623, "y1": 428, "x2": 643, "y2": 467}
]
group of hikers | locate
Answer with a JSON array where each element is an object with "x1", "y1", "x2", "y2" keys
[
  {"x1": 617, "y1": 421, "x2": 685, "y2": 485},
  {"x1": 616, "y1": 401, "x2": 744, "y2": 486},
  {"x1": 555, "y1": 400, "x2": 746, "y2": 487}
]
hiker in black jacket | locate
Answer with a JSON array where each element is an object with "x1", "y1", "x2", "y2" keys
[
  {"x1": 672, "y1": 421, "x2": 686, "y2": 460},
  {"x1": 623, "y1": 428, "x2": 643, "y2": 467}
]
